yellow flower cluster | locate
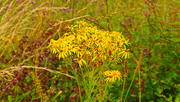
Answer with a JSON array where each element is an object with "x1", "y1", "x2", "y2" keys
[
  {"x1": 47, "y1": 21, "x2": 130, "y2": 67},
  {"x1": 103, "y1": 70, "x2": 122, "y2": 83}
]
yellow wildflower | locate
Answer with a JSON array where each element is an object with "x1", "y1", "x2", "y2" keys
[
  {"x1": 47, "y1": 21, "x2": 130, "y2": 66},
  {"x1": 76, "y1": 48, "x2": 84, "y2": 57},
  {"x1": 57, "y1": 38, "x2": 67, "y2": 47},
  {"x1": 105, "y1": 75, "x2": 116, "y2": 83},
  {"x1": 58, "y1": 90, "x2": 63, "y2": 95},
  {"x1": 74, "y1": 57, "x2": 87, "y2": 67},
  {"x1": 57, "y1": 48, "x2": 68, "y2": 59},
  {"x1": 103, "y1": 70, "x2": 122, "y2": 83},
  {"x1": 49, "y1": 41, "x2": 59, "y2": 54},
  {"x1": 118, "y1": 47, "x2": 129, "y2": 59},
  {"x1": 111, "y1": 70, "x2": 122, "y2": 81}
]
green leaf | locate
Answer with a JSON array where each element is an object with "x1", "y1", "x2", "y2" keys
[
  {"x1": 157, "y1": 88, "x2": 163, "y2": 94},
  {"x1": 15, "y1": 86, "x2": 21, "y2": 93},
  {"x1": 163, "y1": 85, "x2": 171, "y2": 90},
  {"x1": 166, "y1": 78, "x2": 172, "y2": 83},
  {"x1": 174, "y1": 84, "x2": 180, "y2": 89},
  {"x1": 157, "y1": 98, "x2": 164, "y2": 102},
  {"x1": 8, "y1": 95, "x2": 12, "y2": 102},
  {"x1": 171, "y1": 22, "x2": 180, "y2": 25},
  {"x1": 167, "y1": 71, "x2": 178, "y2": 80},
  {"x1": 152, "y1": 34, "x2": 160, "y2": 42},
  {"x1": 152, "y1": 80, "x2": 158, "y2": 85},
  {"x1": 173, "y1": 37, "x2": 180, "y2": 43},
  {"x1": 175, "y1": 98, "x2": 180, "y2": 102}
]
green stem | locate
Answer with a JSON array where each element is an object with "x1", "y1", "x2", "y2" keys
[
  {"x1": 76, "y1": 74, "x2": 82, "y2": 102},
  {"x1": 69, "y1": 57, "x2": 82, "y2": 102},
  {"x1": 79, "y1": 65, "x2": 90, "y2": 99},
  {"x1": 121, "y1": 76, "x2": 126, "y2": 101},
  {"x1": 124, "y1": 72, "x2": 136, "y2": 102}
]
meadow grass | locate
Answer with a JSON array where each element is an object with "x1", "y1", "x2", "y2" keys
[{"x1": 0, "y1": 0, "x2": 179, "y2": 102}]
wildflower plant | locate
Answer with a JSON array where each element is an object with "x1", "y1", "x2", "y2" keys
[
  {"x1": 0, "y1": 0, "x2": 178, "y2": 101},
  {"x1": 47, "y1": 20, "x2": 130, "y2": 101},
  {"x1": 103, "y1": 70, "x2": 122, "y2": 83}
]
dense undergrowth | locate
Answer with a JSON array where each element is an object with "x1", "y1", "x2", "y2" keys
[{"x1": 0, "y1": 0, "x2": 179, "y2": 102}]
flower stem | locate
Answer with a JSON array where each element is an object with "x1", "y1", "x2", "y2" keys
[
  {"x1": 76, "y1": 75, "x2": 82, "y2": 102},
  {"x1": 124, "y1": 72, "x2": 136, "y2": 102},
  {"x1": 69, "y1": 57, "x2": 82, "y2": 102},
  {"x1": 120, "y1": 75, "x2": 126, "y2": 101}
]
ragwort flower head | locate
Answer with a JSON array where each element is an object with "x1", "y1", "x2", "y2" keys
[
  {"x1": 47, "y1": 21, "x2": 130, "y2": 67},
  {"x1": 103, "y1": 70, "x2": 122, "y2": 83}
]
